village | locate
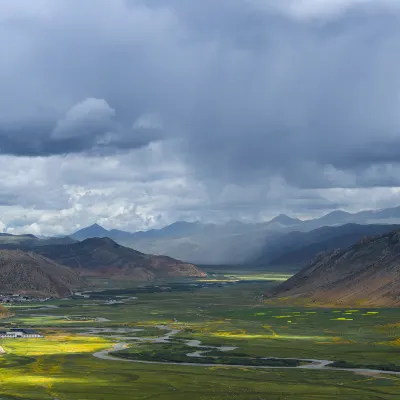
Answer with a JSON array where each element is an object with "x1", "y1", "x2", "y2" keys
[
  {"x1": 0, "y1": 328, "x2": 43, "y2": 338},
  {"x1": 0, "y1": 294, "x2": 51, "y2": 304}
]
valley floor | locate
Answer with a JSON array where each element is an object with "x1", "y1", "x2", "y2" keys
[{"x1": 0, "y1": 272, "x2": 400, "y2": 399}]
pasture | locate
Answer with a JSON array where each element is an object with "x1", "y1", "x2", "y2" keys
[{"x1": 0, "y1": 274, "x2": 399, "y2": 399}]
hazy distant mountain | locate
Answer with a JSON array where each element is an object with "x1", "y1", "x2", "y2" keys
[
  {"x1": 35, "y1": 237, "x2": 205, "y2": 280},
  {"x1": 263, "y1": 214, "x2": 302, "y2": 232},
  {"x1": 311, "y1": 210, "x2": 352, "y2": 226},
  {"x1": 71, "y1": 223, "x2": 109, "y2": 241},
  {"x1": 268, "y1": 214, "x2": 301, "y2": 226},
  {"x1": 0, "y1": 234, "x2": 77, "y2": 250},
  {"x1": 71, "y1": 221, "x2": 214, "y2": 242},
  {"x1": 0, "y1": 250, "x2": 85, "y2": 297},
  {"x1": 302, "y1": 206, "x2": 400, "y2": 230},
  {"x1": 259, "y1": 223, "x2": 400, "y2": 268},
  {"x1": 0, "y1": 234, "x2": 38, "y2": 247},
  {"x1": 69, "y1": 221, "x2": 274, "y2": 264},
  {"x1": 268, "y1": 229, "x2": 400, "y2": 306},
  {"x1": 65, "y1": 206, "x2": 400, "y2": 265}
]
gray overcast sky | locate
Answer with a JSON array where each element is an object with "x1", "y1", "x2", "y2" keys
[{"x1": 1, "y1": 0, "x2": 400, "y2": 235}]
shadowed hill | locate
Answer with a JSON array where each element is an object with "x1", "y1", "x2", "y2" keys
[
  {"x1": 268, "y1": 229, "x2": 400, "y2": 306},
  {"x1": 0, "y1": 250, "x2": 85, "y2": 297},
  {"x1": 255, "y1": 223, "x2": 400, "y2": 267},
  {"x1": 34, "y1": 237, "x2": 205, "y2": 280}
]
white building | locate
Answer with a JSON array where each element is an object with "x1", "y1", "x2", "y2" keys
[{"x1": 0, "y1": 329, "x2": 43, "y2": 338}]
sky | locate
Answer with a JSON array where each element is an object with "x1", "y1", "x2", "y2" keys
[{"x1": 2, "y1": 0, "x2": 400, "y2": 235}]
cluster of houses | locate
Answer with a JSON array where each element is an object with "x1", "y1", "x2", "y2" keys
[
  {"x1": 0, "y1": 294, "x2": 51, "y2": 303},
  {"x1": 0, "y1": 328, "x2": 43, "y2": 339}
]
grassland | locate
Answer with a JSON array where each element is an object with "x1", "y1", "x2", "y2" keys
[{"x1": 1, "y1": 271, "x2": 400, "y2": 399}]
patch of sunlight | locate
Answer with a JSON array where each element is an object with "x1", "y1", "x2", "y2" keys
[
  {"x1": 6, "y1": 375, "x2": 105, "y2": 385},
  {"x1": 366, "y1": 312, "x2": 379, "y2": 315},
  {"x1": 277, "y1": 335, "x2": 332, "y2": 341},
  {"x1": 213, "y1": 332, "x2": 330, "y2": 341},
  {"x1": 273, "y1": 315, "x2": 293, "y2": 318},
  {"x1": 254, "y1": 313, "x2": 266, "y2": 316},
  {"x1": 380, "y1": 338, "x2": 400, "y2": 346},
  {"x1": 330, "y1": 318, "x2": 353, "y2": 321},
  {"x1": 2, "y1": 335, "x2": 110, "y2": 356},
  {"x1": 226, "y1": 273, "x2": 293, "y2": 282}
]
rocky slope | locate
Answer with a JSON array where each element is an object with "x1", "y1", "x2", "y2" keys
[
  {"x1": 35, "y1": 238, "x2": 205, "y2": 280},
  {"x1": 268, "y1": 230, "x2": 400, "y2": 306},
  {"x1": 0, "y1": 250, "x2": 86, "y2": 297}
]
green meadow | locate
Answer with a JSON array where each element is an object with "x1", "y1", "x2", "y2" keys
[{"x1": 1, "y1": 273, "x2": 400, "y2": 399}]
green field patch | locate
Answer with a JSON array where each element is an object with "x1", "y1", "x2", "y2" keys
[{"x1": 113, "y1": 342, "x2": 305, "y2": 368}]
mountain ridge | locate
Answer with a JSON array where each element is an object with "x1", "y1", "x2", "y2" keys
[
  {"x1": 268, "y1": 228, "x2": 400, "y2": 306},
  {"x1": 66, "y1": 207, "x2": 400, "y2": 264},
  {"x1": 256, "y1": 223, "x2": 400, "y2": 267},
  {"x1": 34, "y1": 237, "x2": 205, "y2": 280}
]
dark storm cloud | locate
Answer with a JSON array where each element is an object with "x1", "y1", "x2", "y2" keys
[
  {"x1": 1, "y1": 0, "x2": 400, "y2": 189},
  {"x1": 0, "y1": 97, "x2": 163, "y2": 156}
]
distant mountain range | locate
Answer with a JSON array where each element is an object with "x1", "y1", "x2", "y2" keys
[
  {"x1": 2, "y1": 205, "x2": 400, "y2": 299},
  {"x1": 69, "y1": 206, "x2": 400, "y2": 265},
  {"x1": 268, "y1": 229, "x2": 400, "y2": 306}
]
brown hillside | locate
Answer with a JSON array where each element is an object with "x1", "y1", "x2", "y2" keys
[
  {"x1": 268, "y1": 230, "x2": 400, "y2": 307},
  {"x1": 0, "y1": 250, "x2": 86, "y2": 297},
  {"x1": 35, "y1": 238, "x2": 205, "y2": 280}
]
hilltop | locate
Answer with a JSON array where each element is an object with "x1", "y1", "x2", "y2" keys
[
  {"x1": 35, "y1": 237, "x2": 205, "y2": 280},
  {"x1": 268, "y1": 229, "x2": 400, "y2": 306},
  {"x1": 0, "y1": 250, "x2": 86, "y2": 297}
]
